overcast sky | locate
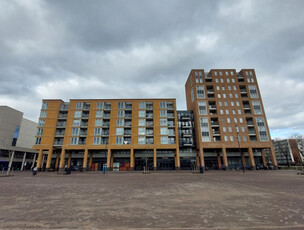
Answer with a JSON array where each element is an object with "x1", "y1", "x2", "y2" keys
[{"x1": 0, "y1": 0, "x2": 303, "y2": 139}]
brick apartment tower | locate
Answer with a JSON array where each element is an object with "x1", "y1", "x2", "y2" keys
[
  {"x1": 185, "y1": 69, "x2": 278, "y2": 172},
  {"x1": 33, "y1": 99, "x2": 180, "y2": 172}
]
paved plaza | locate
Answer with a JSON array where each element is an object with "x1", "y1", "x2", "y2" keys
[{"x1": 0, "y1": 170, "x2": 303, "y2": 230}]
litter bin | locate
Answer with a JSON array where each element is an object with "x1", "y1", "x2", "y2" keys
[{"x1": 102, "y1": 164, "x2": 107, "y2": 174}]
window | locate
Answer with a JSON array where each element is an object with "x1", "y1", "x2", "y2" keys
[
  {"x1": 220, "y1": 109, "x2": 224, "y2": 115},
  {"x1": 161, "y1": 136, "x2": 168, "y2": 144},
  {"x1": 138, "y1": 127, "x2": 146, "y2": 135},
  {"x1": 226, "y1": 109, "x2": 229, "y2": 115},
  {"x1": 222, "y1": 86, "x2": 225, "y2": 91},
  {"x1": 94, "y1": 128, "x2": 102, "y2": 135},
  {"x1": 224, "y1": 136, "x2": 228, "y2": 141},
  {"x1": 256, "y1": 117, "x2": 268, "y2": 141},
  {"x1": 227, "y1": 118, "x2": 231, "y2": 123},
  {"x1": 116, "y1": 128, "x2": 124, "y2": 135},
  {"x1": 241, "y1": 126, "x2": 245, "y2": 132},
  {"x1": 199, "y1": 72, "x2": 203, "y2": 83},
  {"x1": 138, "y1": 136, "x2": 146, "y2": 144},
  {"x1": 70, "y1": 137, "x2": 79, "y2": 145},
  {"x1": 191, "y1": 88, "x2": 194, "y2": 102},
  {"x1": 38, "y1": 120, "x2": 45, "y2": 127},
  {"x1": 228, "y1": 127, "x2": 232, "y2": 132},
  {"x1": 40, "y1": 111, "x2": 47, "y2": 118},
  {"x1": 225, "y1": 71, "x2": 229, "y2": 76},
  {"x1": 139, "y1": 110, "x2": 146, "y2": 117},
  {"x1": 198, "y1": 101, "x2": 207, "y2": 115},
  {"x1": 96, "y1": 102, "x2": 104, "y2": 109},
  {"x1": 252, "y1": 101, "x2": 262, "y2": 114},
  {"x1": 230, "y1": 71, "x2": 234, "y2": 76},
  {"x1": 138, "y1": 119, "x2": 145, "y2": 126},
  {"x1": 96, "y1": 110, "x2": 103, "y2": 118},
  {"x1": 196, "y1": 86, "x2": 205, "y2": 99},
  {"x1": 236, "y1": 101, "x2": 240, "y2": 106},
  {"x1": 234, "y1": 118, "x2": 238, "y2": 124},
  {"x1": 232, "y1": 110, "x2": 236, "y2": 115},
  {"x1": 219, "y1": 71, "x2": 223, "y2": 76},
  {"x1": 37, "y1": 128, "x2": 43, "y2": 136},
  {"x1": 93, "y1": 137, "x2": 101, "y2": 145},
  {"x1": 235, "y1": 93, "x2": 238, "y2": 98},
  {"x1": 73, "y1": 119, "x2": 80, "y2": 127},
  {"x1": 243, "y1": 136, "x2": 247, "y2": 141},
  {"x1": 74, "y1": 111, "x2": 82, "y2": 118},
  {"x1": 75, "y1": 102, "x2": 83, "y2": 109},
  {"x1": 160, "y1": 119, "x2": 167, "y2": 126},
  {"x1": 228, "y1": 86, "x2": 232, "y2": 91},
  {"x1": 118, "y1": 102, "x2": 125, "y2": 109},
  {"x1": 219, "y1": 101, "x2": 223, "y2": 106},
  {"x1": 227, "y1": 78, "x2": 230, "y2": 83},
  {"x1": 195, "y1": 72, "x2": 199, "y2": 83},
  {"x1": 223, "y1": 127, "x2": 227, "y2": 132},
  {"x1": 233, "y1": 86, "x2": 237, "y2": 90},
  {"x1": 223, "y1": 93, "x2": 226, "y2": 98},
  {"x1": 160, "y1": 110, "x2": 167, "y2": 117},
  {"x1": 72, "y1": 128, "x2": 80, "y2": 136},
  {"x1": 95, "y1": 119, "x2": 103, "y2": 126},
  {"x1": 230, "y1": 136, "x2": 234, "y2": 141},
  {"x1": 214, "y1": 71, "x2": 218, "y2": 76},
  {"x1": 218, "y1": 94, "x2": 221, "y2": 99},
  {"x1": 139, "y1": 102, "x2": 146, "y2": 109},
  {"x1": 215, "y1": 78, "x2": 219, "y2": 83},
  {"x1": 231, "y1": 101, "x2": 234, "y2": 106},
  {"x1": 238, "y1": 110, "x2": 242, "y2": 115},
  {"x1": 200, "y1": 118, "x2": 210, "y2": 142},
  {"x1": 35, "y1": 137, "x2": 41, "y2": 145},
  {"x1": 160, "y1": 102, "x2": 167, "y2": 109},
  {"x1": 220, "y1": 79, "x2": 224, "y2": 83},
  {"x1": 160, "y1": 127, "x2": 168, "y2": 135},
  {"x1": 115, "y1": 137, "x2": 123, "y2": 145},
  {"x1": 232, "y1": 78, "x2": 235, "y2": 83},
  {"x1": 240, "y1": 118, "x2": 243, "y2": 123},
  {"x1": 216, "y1": 86, "x2": 220, "y2": 90},
  {"x1": 42, "y1": 102, "x2": 48, "y2": 110},
  {"x1": 224, "y1": 101, "x2": 228, "y2": 106},
  {"x1": 249, "y1": 85, "x2": 259, "y2": 98},
  {"x1": 117, "y1": 110, "x2": 125, "y2": 118}
]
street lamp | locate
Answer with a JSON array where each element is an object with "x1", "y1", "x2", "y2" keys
[{"x1": 235, "y1": 124, "x2": 245, "y2": 173}]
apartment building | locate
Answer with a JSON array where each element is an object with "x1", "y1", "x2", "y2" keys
[
  {"x1": 185, "y1": 69, "x2": 278, "y2": 172},
  {"x1": 32, "y1": 99, "x2": 180, "y2": 172},
  {"x1": 272, "y1": 139, "x2": 304, "y2": 166}
]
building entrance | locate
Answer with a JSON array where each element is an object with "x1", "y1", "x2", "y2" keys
[{"x1": 157, "y1": 157, "x2": 175, "y2": 170}]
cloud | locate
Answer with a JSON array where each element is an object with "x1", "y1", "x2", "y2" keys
[{"x1": 0, "y1": 0, "x2": 304, "y2": 138}]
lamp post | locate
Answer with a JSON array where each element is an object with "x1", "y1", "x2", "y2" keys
[{"x1": 235, "y1": 124, "x2": 245, "y2": 173}]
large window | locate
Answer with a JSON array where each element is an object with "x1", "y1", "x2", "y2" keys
[
  {"x1": 138, "y1": 127, "x2": 146, "y2": 135},
  {"x1": 139, "y1": 102, "x2": 146, "y2": 109},
  {"x1": 70, "y1": 137, "x2": 79, "y2": 145},
  {"x1": 96, "y1": 102, "x2": 104, "y2": 109},
  {"x1": 117, "y1": 110, "x2": 125, "y2": 118},
  {"x1": 95, "y1": 119, "x2": 103, "y2": 126},
  {"x1": 160, "y1": 110, "x2": 167, "y2": 117},
  {"x1": 118, "y1": 102, "x2": 125, "y2": 109},
  {"x1": 73, "y1": 119, "x2": 81, "y2": 127},
  {"x1": 40, "y1": 111, "x2": 47, "y2": 118},
  {"x1": 160, "y1": 127, "x2": 168, "y2": 135},
  {"x1": 38, "y1": 120, "x2": 45, "y2": 127},
  {"x1": 42, "y1": 102, "x2": 48, "y2": 110},
  {"x1": 35, "y1": 137, "x2": 41, "y2": 145},
  {"x1": 138, "y1": 136, "x2": 146, "y2": 145},
  {"x1": 161, "y1": 136, "x2": 168, "y2": 144},
  {"x1": 160, "y1": 118, "x2": 167, "y2": 126},
  {"x1": 198, "y1": 101, "x2": 207, "y2": 115},
  {"x1": 256, "y1": 117, "x2": 268, "y2": 141},
  {"x1": 160, "y1": 102, "x2": 167, "y2": 109},
  {"x1": 93, "y1": 137, "x2": 101, "y2": 145},
  {"x1": 115, "y1": 137, "x2": 123, "y2": 145},
  {"x1": 75, "y1": 102, "x2": 83, "y2": 109},
  {"x1": 138, "y1": 119, "x2": 146, "y2": 126},
  {"x1": 116, "y1": 119, "x2": 124, "y2": 126},
  {"x1": 72, "y1": 128, "x2": 80, "y2": 136},
  {"x1": 249, "y1": 85, "x2": 259, "y2": 98},
  {"x1": 94, "y1": 128, "x2": 102, "y2": 135},
  {"x1": 96, "y1": 110, "x2": 104, "y2": 118},
  {"x1": 116, "y1": 128, "x2": 124, "y2": 135},
  {"x1": 252, "y1": 101, "x2": 262, "y2": 114},
  {"x1": 200, "y1": 118, "x2": 210, "y2": 142},
  {"x1": 37, "y1": 128, "x2": 43, "y2": 136},
  {"x1": 196, "y1": 86, "x2": 205, "y2": 99},
  {"x1": 139, "y1": 110, "x2": 146, "y2": 117},
  {"x1": 74, "y1": 111, "x2": 82, "y2": 118}
]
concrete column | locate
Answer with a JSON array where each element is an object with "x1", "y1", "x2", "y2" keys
[
  {"x1": 248, "y1": 148, "x2": 256, "y2": 169},
  {"x1": 67, "y1": 151, "x2": 72, "y2": 168},
  {"x1": 55, "y1": 152, "x2": 60, "y2": 170},
  {"x1": 217, "y1": 151, "x2": 221, "y2": 169},
  {"x1": 59, "y1": 149, "x2": 66, "y2": 173},
  {"x1": 199, "y1": 148, "x2": 205, "y2": 173},
  {"x1": 196, "y1": 154, "x2": 200, "y2": 168},
  {"x1": 106, "y1": 149, "x2": 111, "y2": 170},
  {"x1": 153, "y1": 148, "x2": 157, "y2": 171},
  {"x1": 36, "y1": 149, "x2": 44, "y2": 170},
  {"x1": 89, "y1": 152, "x2": 93, "y2": 168},
  {"x1": 110, "y1": 153, "x2": 114, "y2": 168},
  {"x1": 21, "y1": 152, "x2": 27, "y2": 171},
  {"x1": 32, "y1": 154, "x2": 37, "y2": 169},
  {"x1": 269, "y1": 147, "x2": 278, "y2": 169},
  {"x1": 241, "y1": 152, "x2": 246, "y2": 167},
  {"x1": 175, "y1": 148, "x2": 180, "y2": 170},
  {"x1": 83, "y1": 149, "x2": 89, "y2": 171},
  {"x1": 41, "y1": 154, "x2": 46, "y2": 169},
  {"x1": 46, "y1": 147, "x2": 53, "y2": 171},
  {"x1": 222, "y1": 148, "x2": 228, "y2": 170},
  {"x1": 130, "y1": 149, "x2": 135, "y2": 170},
  {"x1": 261, "y1": 149, "x2": 267, "y2": 167}
]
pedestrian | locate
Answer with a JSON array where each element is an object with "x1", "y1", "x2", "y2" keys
[{"x1": 32, "y1": 166, "x2": 37, "y2": 176}]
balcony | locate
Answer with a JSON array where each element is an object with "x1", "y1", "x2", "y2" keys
[
  {"x1": 125, "y1": 122, "x2": 132, "y2": 127},
  {"x1": 243, "y1": 104, "x2": 251, "y2": 109},
  {"x1": 59, "y1": 104, "x2": 69, "y2": 111},
  {"x1": 146, "y1": 105, "x2": 153, "y2": 110},
  {"x1": 146, "y1": 131, "x2": 154, "y2": 136},
  {"x1": 212, "y1": 131, "x2": 221, "y2": 136},
  {"x1": 83, "y1": 105, "x2": 90, "y2": 110},
  {"x1": 79, "y1": 132, "x2": 87, "y2": 137},
  {"x1": 182, "y1": 132, "x2": 192, "y2": 137},
  {"x1": 58, "y1": 114, "x2": 67, "y2": 120},
  {"x1": 146, "y1": 113, "x2": 153, "y2": 118},
  {"x1": 55, "y1": 132, "x2": 65, "y2": 137},
  {"x1": 102, "y1": 122, "x2": 110, "y2": 127},
  {"x1": 211, "y1": 122, "x2": 219, "y2": 127},
  {"x1": 180, "y1": 114, "x2": 191, "y2": 120},
  {"x1": 124, "y1": 132, "x2": 132, "y2": 136},
  {"x1": 81, "y1": 114, "x2": 89, "y2": 119},
  {"x1": 181, "y1": 123, "x2": 192, "y2": 129},
  {"x1": 168, "y1": 121, "x2": 175, "y2": 127},
  {"x1": 125, "y1": 105, "x2": 132, "y2": 110},
  {"x1": 182, "y1": 141, "x2": 193, "y2": 146},
  {"x1": 101, "y1": 132, "x2": 109, "y2": 136},
  {"x1": 56, "y1": 122, "x2": 66, "y2": 128},
  {"x1": 104, "y1": 105, "x2": 111, "y2": 110},
  {"x1": 247, "y1": 121, "x2": 254, "y2": 126},
  {"x1": 80, "y1": 122, "x2": 88, "y2": 127},
  {"x1": 167, "y1": 113, "x2": 174, "y2": 119},
  {"x1": 103, "y1": 114, "x2": 111, "y2": 119},
  {"x1": 146, "y1": 121, "x2": 153, "y2": 127},
  {"x1": 54, "y1": 141, "x2": 63, "y2": 146},
  {"x1": 168, "y1": 132, "x2": 175, "y2": 136}
]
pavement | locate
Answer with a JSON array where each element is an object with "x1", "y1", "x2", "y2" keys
[{"x1": 0, "y1": 170, "x2": 303, "y2": 230}]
